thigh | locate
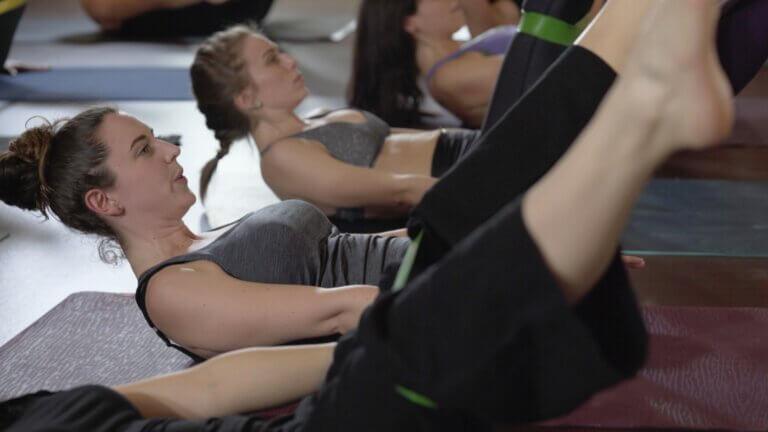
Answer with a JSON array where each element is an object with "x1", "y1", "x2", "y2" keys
[{"x1": 409, "y1": 46, "x2": 616, "y2": 248}]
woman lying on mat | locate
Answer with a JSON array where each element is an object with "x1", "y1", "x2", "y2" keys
[
  {"x1": 0, "y1": 1, "x2": 735, "y2": 429},
  {"x1": 0, "y1": 107, "x2": 409, "y2": 360},
  {"x1": 80, "y1": 0, "x2": 273, "y2": 37},
  {"x1": 192, "y1": 0, "x2": 597, "y2": 233},
  {"x1": 347, "y1": 0, "x2": 603, "y2": 128}
]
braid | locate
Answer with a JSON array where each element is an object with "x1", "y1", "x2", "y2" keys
[{"x1": 191, "y1": 25, "x2": 257, "y2": 201}]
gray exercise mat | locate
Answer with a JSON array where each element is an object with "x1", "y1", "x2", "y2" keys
[
  {"x1": 0, "y1": 292, "x2": 194, "y2": 401},
  {"x1": 0, "y1": 68, "x2": 192, "y2": 101},
  {"x1": 624, "y1": 178, "x2": 768, "y2": 257}
]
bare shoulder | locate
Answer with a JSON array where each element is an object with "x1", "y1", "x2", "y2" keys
[
  {"x1": 147, "y1": 260, "x2": 224, "y2": 293},
  {"x1": 321, "y1": 109, "x2": 367, "y2": 124},
  {"x1": 429, "y1": 52, "x2": 503, "y2": 98},
  {"x1": 265, "y1": 137, "x2": 328, "y2": 166}
]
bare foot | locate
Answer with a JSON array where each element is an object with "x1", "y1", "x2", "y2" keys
[{"x1": 620, "y1": 0, "x2": 733, "y2": 154}]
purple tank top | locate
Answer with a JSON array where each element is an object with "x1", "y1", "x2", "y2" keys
[{"x1": 424, "y1": 25, "x2": 516, "y2": 84}]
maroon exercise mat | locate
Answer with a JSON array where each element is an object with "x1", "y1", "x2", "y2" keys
[{"x1": 544, "y1": 305, "x2": 768, "y2": 431}]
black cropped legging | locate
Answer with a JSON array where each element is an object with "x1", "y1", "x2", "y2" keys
[{"x1": 298, "y1": 46, "x2": 647, "y2": 431}]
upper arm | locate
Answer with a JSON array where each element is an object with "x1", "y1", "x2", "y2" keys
[
  {"x1": 429, "y1": 54, "x2": 504, "y2": 127},
  {"x1": 145, "y1": 262, "x2": 376, "y2": 355},
  {"x1": 262, "y1": 140, "x2": 415, "y2": 209}
]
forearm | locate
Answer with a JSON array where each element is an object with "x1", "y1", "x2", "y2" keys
[
  {"x1": 325, "y1": 285, "x2": 379, "y2": 333},
  {"x1": 521, "y1": 78, "x2": 671, "y2": 303},
  {"x1": 115, "y1": 343, "x2": 335, "y2": 419},
  {"x1": 81, "y1": 0, "x2": 201, "y2": 26},
  {"x1": 397, "y1": 174, "x2": 438, "y2": 207}
]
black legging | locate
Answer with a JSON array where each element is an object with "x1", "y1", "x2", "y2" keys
[{"x1": 298, "y1": 46, "x2": 646, "y2": 431}]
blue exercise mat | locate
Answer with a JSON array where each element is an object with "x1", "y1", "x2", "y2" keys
[
  {"x1": 624, "y1": 178, "x2": 768, "y2": 257},
  {"x1": 0, "y1": 67, "x2": 192, "y2": 101}
]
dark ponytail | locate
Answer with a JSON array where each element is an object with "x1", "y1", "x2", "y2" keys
[{"x1": 348, "y1": 0, "x2": 425, "y2": 127}]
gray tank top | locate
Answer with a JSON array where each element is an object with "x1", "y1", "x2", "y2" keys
[
  {"x1": 261, "y1": 110, "x2": 390, "y2": 167},
  {"x1": 260, "y1": 111, "x2": 391, "y2": 222},
  {"x1": 135, "y1": 200, "x2": 408, "y2": 356}
]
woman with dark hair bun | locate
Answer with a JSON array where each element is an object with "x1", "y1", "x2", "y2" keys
[
  {"x1": 0, "y1": 1, "x2": 736, "y2": 429},
  {"x1": 0, "y1": 107, "x2": 409, "y2": 361}
]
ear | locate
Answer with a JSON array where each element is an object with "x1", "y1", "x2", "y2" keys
[
  {"x1": 84, "y1": 189, "x2": 124, "y2": 217},
  {"x1": 233, "y1": 85, "x2": 259, "y2": 113}
]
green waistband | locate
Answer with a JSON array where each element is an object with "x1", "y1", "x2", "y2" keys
[
  {"x1": 392, "y1": 230, "x2": 423, "y2": 292},
  {"x1": 518, "y1": 11, "x2": 580, "y2": 46}
]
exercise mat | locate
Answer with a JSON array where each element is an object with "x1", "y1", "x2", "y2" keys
[
  {"x1": 0, "y1": 67, "x2": 192, "y2": 101},
  {"x1": 0, "y1": 292, "x2": 194, "y2": 401},
  {"x1": 623, "y1": 178, "x2": 768, "y2": 257},
  {"x1": 540, "y1": 305, "x2": 768, "y2": 431}
]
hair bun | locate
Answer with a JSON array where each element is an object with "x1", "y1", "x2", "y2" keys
[
  {"x1": 0, "y1": 123, "x2": 56, "y2": 212},
  {"x1": 9, "y1": 123, "x2": 55, "y2": 165}
]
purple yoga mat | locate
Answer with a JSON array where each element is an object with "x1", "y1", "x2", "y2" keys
[
  {"x1": 0, "y1": 292, "x2": 194, "y2": 401},
  {"x1": 546, "y1": 306, "x2": 768, "y2": 431}
]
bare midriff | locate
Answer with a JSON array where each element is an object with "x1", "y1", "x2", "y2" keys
[{"x1": 372, "y1": 129, "x2": 441, "y2": 176}]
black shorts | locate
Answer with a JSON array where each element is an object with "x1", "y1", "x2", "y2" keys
[{"x1": 430, "y1": 129, "x2": 481, "y2": 177}]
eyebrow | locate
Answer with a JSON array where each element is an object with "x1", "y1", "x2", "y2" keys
[{"x1": 129, "y1": 129, "x2": 154, "y2": 152}]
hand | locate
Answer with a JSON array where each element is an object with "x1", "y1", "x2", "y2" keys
[{"x1": 621, "y1": 255, "x2": 646, "y2": 270}]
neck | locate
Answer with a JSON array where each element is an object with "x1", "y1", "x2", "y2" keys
[
  {"x1": 251, "y1": 109, "x2": 308, "y2": 151},
  {"x1": 119, "y1": 218, "x2": 200, "y2": 278},
  {"x1": 415, "y1": 35, "x2": 461, "y2": 75}
]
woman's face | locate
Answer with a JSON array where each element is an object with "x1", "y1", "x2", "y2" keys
[
  {"x1": 98, "y1": 113, "x2": 195, "y2": 220},
  {"x1": 407, "y1": 0, "x2": 465, "y2": 38},
  {"x1": 239, "y1": 34, "x2": 309, "y2": 112}
]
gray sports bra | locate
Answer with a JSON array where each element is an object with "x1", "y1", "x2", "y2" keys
[
  {"x1": 261, "y1": 110, "x2": 390, "y2": 167},
  {"x1": 135, "y1": 200, "x2": 409, "y2": 357}
]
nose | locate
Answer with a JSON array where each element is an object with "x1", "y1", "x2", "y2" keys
[
  {"x1": 159, "y1": 138, "x2": 180, "y2": 162},
  {"x1": 281, "y1": 52, "x2": 298, "y2": 70}
]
